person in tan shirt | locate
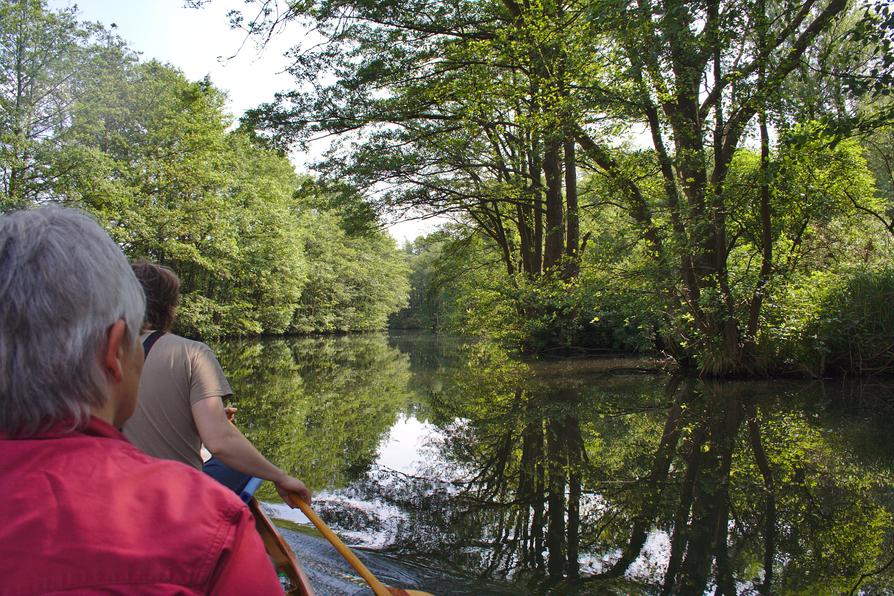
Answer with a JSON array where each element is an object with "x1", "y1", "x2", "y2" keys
[{"x1": 123, "y1": 261, "x2": 310, "y2": 506}]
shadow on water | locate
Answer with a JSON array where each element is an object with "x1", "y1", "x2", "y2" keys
[{"x1": 213, "y1": 333, "x2": 894, "y2": 595}]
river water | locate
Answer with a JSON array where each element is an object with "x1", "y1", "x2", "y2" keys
[{"x1": 212, "y1": 332, "x2": 894, "y2": 595}]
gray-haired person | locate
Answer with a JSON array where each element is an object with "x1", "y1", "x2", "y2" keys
[{"x1": 0, "y1": 207, "x2": 282, "y2": 594}]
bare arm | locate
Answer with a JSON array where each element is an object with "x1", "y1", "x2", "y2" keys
[{"x1": 192, "y1": 395, "x2": 311, "y2": 506}]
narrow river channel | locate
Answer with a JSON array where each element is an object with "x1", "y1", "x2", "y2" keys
[{"x1": 212, "y1": 332, "x2": 894, "y2": 595}]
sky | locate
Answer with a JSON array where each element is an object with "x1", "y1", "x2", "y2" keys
[
  {"x1": 51, "y1": 0, "x2": 296, "y2": 120},
  {"x1": 49, "y1": 0, "x2": 443, "y2": 243}
]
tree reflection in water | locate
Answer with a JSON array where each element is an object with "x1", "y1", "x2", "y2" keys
[
  {"x1": 213, "y1": 335, "x2": 414, "y2": 494},
  {"x1": 213, "y1": 336, "x2": 894, "y2": 594},
  {"x1": 357, "y1": 344, "x2": 894, "y2": 594}
]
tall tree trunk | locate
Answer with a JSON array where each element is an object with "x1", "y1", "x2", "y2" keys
[
  {"x1": 529, "y1": 135, "x2": 544, "y2": 275},
  {"x1": 563, "y1": 138, "x2": 579, "y2": 278},
  {"x1": 746, "y1": 0, "x2": 773, "y2": 358},
  {"x1": 492, "y1": 203, "x2": 516, "y2": 276},
  {"x1": 542, "y1": 137, "x2": 564, "y2": 271},
  {"x1": 516, "y1": 136, "x2": 539, "y2": 277},
  {"x1": 517, "y1": 199, "x2": 535, "y2": 277}
]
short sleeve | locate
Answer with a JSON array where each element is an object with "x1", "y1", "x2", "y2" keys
[{"x1": 188, "y1": 343, "x2": 234, "y2": 406}]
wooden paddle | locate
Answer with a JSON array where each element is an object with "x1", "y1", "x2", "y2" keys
[{"x1": 293, "y1": 498, "x2": 433, "y2": 596}]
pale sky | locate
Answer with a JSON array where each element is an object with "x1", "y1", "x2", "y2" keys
[
  {"x1": 49, "y1": 0, "x2": 442, "y2": 243},
  {"x1": 51, "y1": 0, "x2": 296, "y2": 122}
]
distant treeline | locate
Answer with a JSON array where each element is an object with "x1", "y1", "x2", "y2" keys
[{"x1": 0, "y1": 0, "x2": 408, "y2": 338}]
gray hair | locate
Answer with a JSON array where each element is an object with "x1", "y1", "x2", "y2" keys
[{"x1": 0, "y1": 207, "x2": 145, "y2": 437}]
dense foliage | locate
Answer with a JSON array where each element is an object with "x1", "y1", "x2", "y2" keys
[
  {"x1": 0, "y1": 0, "x2": 408, "y2": 337},
  {"x1": 3, "y1": 0, "x2": 893, "y2": 371},
  {"x1": 233, "y1": 0, "x2": 894, "y2": 375}
]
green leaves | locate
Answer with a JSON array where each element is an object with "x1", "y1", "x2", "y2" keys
[
  {"x1": 0, "y1": 0, "x2": 87, "y2": 209},
  {"x1": 291, "y1": 207, "x2": 409, "y2": 333},
  {"x1": 0, "y1": 1, "x2": 410, "y2": 339}
]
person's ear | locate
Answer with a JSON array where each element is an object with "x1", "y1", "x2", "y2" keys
[{"x1": 104, "y1": 319, "x2": 127, "y2": 383}]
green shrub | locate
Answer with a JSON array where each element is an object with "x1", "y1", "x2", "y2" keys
[
  {"x1": 766, "y1": 268, "x2": 894, "y2": 375},
  {"x1": 812, "y1": 269, "x2": 894, "y2": 375}
]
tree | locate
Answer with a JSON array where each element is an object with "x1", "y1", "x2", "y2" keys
[
  {"x1": 859, "y1": 121, "x2": 894, "y2": 237},
  {"x1": 57, "y1": 56, "x2": 294, "y2": 335},
  {"x1": 235, "y1": 0, "x2": 592, "y2": 282},
  {"x1": 220, "y1": 0, "x2": 892, "y2": 372},
  {"x1": 0, "y1": 0, "x2": 86, "y2": 210},
  {"x1": 290, "y1": 205, "x2": 409, "y2": 334},
  {"x1": 0, "y1": 0, "x2": 411, "y2": 338},
  {"x1": 567, "y1": 0, "x2": 893, "y2": 373}
]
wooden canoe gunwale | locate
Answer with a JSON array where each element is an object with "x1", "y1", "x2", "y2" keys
[{"x1": 249, "y1": 496, "x2": 315, "y2": 596}]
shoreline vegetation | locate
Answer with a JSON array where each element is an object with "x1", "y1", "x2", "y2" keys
[
  {"x1": 227, "y1": 331, "x2": 894, "y2": 380},
  {"x1": 2, "y1": 0, "x2": 893, "y2": 378}
]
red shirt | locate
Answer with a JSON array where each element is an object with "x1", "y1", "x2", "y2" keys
[{"x1": 0, "y1": 417, "x2": 282, "y2": 595}]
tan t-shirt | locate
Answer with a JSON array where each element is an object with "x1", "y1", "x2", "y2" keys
[{"x1": 123, "y1": 332, "x2": 232, "y2": 470}]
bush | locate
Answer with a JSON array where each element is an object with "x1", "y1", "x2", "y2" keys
[
  {"x1": 766, "y1": 268, "x2": 894, "y2": 376},
  {"x1": 812, "y1": 269, "x2": 894, "y2": 375},
  {"x1": 456, "y1": 272, "x2": 658, "y2": 355}
]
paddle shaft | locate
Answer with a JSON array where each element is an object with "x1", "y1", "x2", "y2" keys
[{"x1": 295, "y1": 500, "x2": 392, "y2": 596}]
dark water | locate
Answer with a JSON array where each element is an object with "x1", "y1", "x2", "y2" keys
[{"x1": 213, "y1": 332, "x2": 894, "y2": 595}]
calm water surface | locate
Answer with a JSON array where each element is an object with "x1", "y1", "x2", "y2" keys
[{"x1": 213, "y1": 332, "x2": 894, "y2": 595}]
